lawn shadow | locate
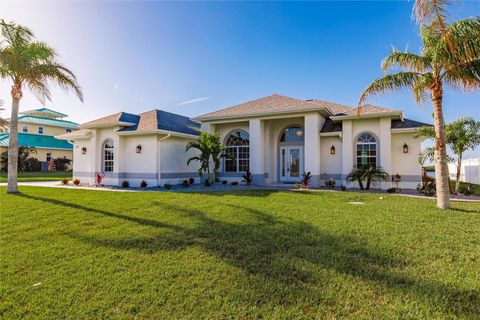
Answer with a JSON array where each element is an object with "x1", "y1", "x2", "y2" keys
[{"x1": 14, "y1": 192, "x2": 480, "y2": 316}]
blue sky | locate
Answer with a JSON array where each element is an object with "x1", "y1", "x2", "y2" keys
[{"x1": 0, "y1": 1, "x2": 479, "y2": 156}]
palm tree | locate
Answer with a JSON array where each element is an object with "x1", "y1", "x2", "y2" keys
[
  {"x1": 346, "y1": 166, "x2": 390, "y2": 190},
  {"x1": 0, "y1": 20, "x2": 83, "y2": 193},
  {"x1": 346, "y1": 166, "x2": 366, "y2": 190},
  {"x1": 359, "y1": 18, "x2": 480, "y2": 209},
  {"x1": 186, "y1": 132, "x2": 230, "y2": 185},
  {"x1": 417, "y1": 118, "x2": 480, "y2": 194}
]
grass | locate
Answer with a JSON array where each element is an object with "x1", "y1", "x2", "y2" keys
[
  {"x1": 0, "y1": 171, "x2": 72, "y2": 182},
  {"x1": 1, "y1": 187, "x2": 479, "y2": 319}
]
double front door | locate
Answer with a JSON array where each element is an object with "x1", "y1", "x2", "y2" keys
[{"x1": 280, "y1": 146, "x2": 304, "y2": 183}]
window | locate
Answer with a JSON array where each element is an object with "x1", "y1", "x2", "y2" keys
[
  {"x1": 280, "y1": 126, "x2": 304, "y2": 143},
  {"x1": 46, "y1": 152, "x2": 52, "y2": 162},
  {"x1": 22, "y1": 125, "x2": 28, "y2": 133},
  {"x1": 224, "y1": 130, "x2": 249, "y2": 172},
  {"x1": 103, "y1": 139, "x2": 114, "y2": 172},
  {"x1": 38, "y1": 127, "x2": 44, "y2": 134},
  {"x1": 356, "y1": 132, "x2": 377, "y2": 168},
  {"x1": 65, "y1": 128, "x2": 72, "y2": 133}
]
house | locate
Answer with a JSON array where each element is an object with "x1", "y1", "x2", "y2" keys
[
  {"x1": 448, "y1": 157, "x2": 480, "y2": 184},
  {"x1": 58, "y1": 94, "x2": 430, "y2": 189},
  {"x1": 0, "y1": 108, "x2": 79, "y2": 170}
]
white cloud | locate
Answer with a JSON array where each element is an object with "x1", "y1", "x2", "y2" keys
[{"x1": 177, "y1": 97, "x2": 209, "y2": 106}]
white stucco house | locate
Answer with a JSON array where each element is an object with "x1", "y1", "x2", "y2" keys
[{"x1": 58, "y1": 94, "x2": 430, "y2": 189}]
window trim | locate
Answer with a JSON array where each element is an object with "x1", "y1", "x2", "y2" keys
[
  {"x1": 355, "y1": 132, "x2": 379, "y2": 168},
  {"x1": 224, "y1": 129, "x2": 249, "y2": 173},
  {"x1": 279, "y1": 125, "x2": 305, "y2": 144},
  {"x1": 102, "y1": 138, "x2": 114, "y2": 173},
  {"x1": 38, "y1": 127, "x2": 44, "y2": 134},
  {"x1": 46, "y1": 152, "x2": 52, "y2": 162},
  {"x1": 22, "y1": 125, "x2": 28, "y2": 133}
]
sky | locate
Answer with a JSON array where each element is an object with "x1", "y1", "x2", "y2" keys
[{"x1": 0, "y1": 1, "x2": 479, "y2": 157}]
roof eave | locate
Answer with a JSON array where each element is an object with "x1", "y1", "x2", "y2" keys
[
  {"x1": 116, "y1": 129, "x2": 199, "y2": 139},
  {"x1": 194, "y1": 106, "x2": 330, "y2": 122},
  {"x1": 320, "y1": 131, "x2": 342, "y2": 137},
  {"x1": 330, "y1": 112, "x2": 403, "y2": 121},
  {"x1": 80, "y1": 121, "x2": 136, "y2": 129}
]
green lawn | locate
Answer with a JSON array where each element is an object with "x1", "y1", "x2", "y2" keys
[
  {"x1": 0, "y1": 171, "x2": 72, "y2": 182},
  {"x1": 1, "y1": 187, "x2": 479, "y2": 319}
]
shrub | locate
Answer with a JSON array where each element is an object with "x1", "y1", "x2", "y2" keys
[
  {"x1": 164, "y1": 184, "x2": 172, "y2": 190},
  {"x1": 324, "y1": 178, "x2": 336, "y2": 189},
  {"x1": 61, "y1": 179, "x2": 70, "y2": 185},
  {"x1": 140, "y1": 180, "x2": 148, "y2": 188},
  {"x1": 222, "y1": 180, "x2": 228, "y2": 185},
  {"x1": 122, "y1": 180, "x2": 130, "y2": 188},
  {"x1": 293, "y1": 183, "x2": 301, "y2": 189},
  {"x1": 340, "y1": 185, "x2": 347, "y2": 191},
  {"x1": 188, "y1": 177, "x2": 195, "y2": 185},
  {"x1": 95, "y1": 174, "x2": 103, "y2": 187},
  {"x1": 73, "y1": 178, "x2": 80, "y2": 185},
  {"x1": 182, "y1": 179, "x2": 190, "y2": 188},
  {"x1": 231, "y1": 181, "x2": 238, "y2": 186},
  {"x1": 302, "y1": 171, "x2": 312, "y2": 189},
  {"x1": 461, "y1": 185, "x2": 473, "y2": 196},
  {"x1": 205, "y1": 180, "x2": 212, "y2": 187},
  {"x1": 242, "y1": 170, "x2": 253, "y2": 185},
  {"x1": 24, "y1": 157, "x2": 42, "y2": 172},
  {"x1": 417, "y1": 182, "x2": 436, "y2": 196},
  {"x1": 53, "y1": 157, "x2": 72, "y2": 171},
  {"x1": 387, "y1": 187, "x2": 397, "y2": 193}
]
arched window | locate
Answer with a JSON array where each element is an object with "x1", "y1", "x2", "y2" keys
[
  {"x1": 224, "y1": 130, "x2": 249, "y2": 172},
  {"x1": 280, "y1": 126, "x2": 304, "y2": 143},
  {"x1": 103, "y1": 139, "x2": 114, "y2": 172},
  {"x1": 356, "y1": 133, "x2": 377, "y2": 168}
]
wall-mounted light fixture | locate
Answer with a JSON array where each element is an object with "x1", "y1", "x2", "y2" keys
[
  {"x1": 330, "y1": 145, "x2": 336, "y2": 155},
  {"x1": 136, "y1": 144, "x2": 142, "y2": 154},
  {"x1": 403, "y1": 143, "x2": 409, "y2": 153},
  {"x1": 81, "y1": 147, "x2": 87, "y2": 155},
  {"x1": 295, "y1": 129, "x2": 303, "y2": 137}
]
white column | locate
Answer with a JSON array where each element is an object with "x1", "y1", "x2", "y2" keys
[
  {"x1": 249, "y1": 119, "x2": 265, "y2": 184},
  {"x1": 379, "y1": 117, "x2": 392, "y2": 189},
  {"x1": 341, "y1": 120, "x2": 353, "y2": 185},
  {"x1": 304, "y1": 113, "x2": 323, "y2": 187}
]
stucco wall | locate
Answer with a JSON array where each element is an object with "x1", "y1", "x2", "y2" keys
[
  {"x1": 159, "y1": 136, "x2": 200, "y2": 185},
  {"x1": 19, "y1": 123, "x2": 74, "y2": 136},
  {"x1": 320, "y1": 136, "x2": 342, "y2": 185},
  {"x1": 391, "y1": 133, "x2": 423, "y2": 189}
]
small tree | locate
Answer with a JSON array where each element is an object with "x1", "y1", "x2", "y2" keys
[
  {"x1": 416, "y1": 118, "x2": 480, "y2": 193},
  {"x1": 346, "y1": 166, "x2": 390, "y2": 190},
  {"x1": 186, "y1": 132, "x2": 230, "y2": 185}
]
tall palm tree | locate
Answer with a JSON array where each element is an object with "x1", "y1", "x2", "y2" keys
[
  {"x1": 359, "y1": 18, "x2": 480, "y2": 209},
  {"x1": 0, "y1": 20, "x2": 83, "y2": 193},
  {"x1": 417, "y1": 118, "x2": 480, "y2": 194}
]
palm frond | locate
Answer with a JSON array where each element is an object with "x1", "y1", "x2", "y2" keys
[
  {"x1": 415, "y1": 125, "x2": 436, "y2": 138},
  {"x1": 359, "y1": 72, "x2": 422, "y2": 107},
  {"x1": 443, "y1": 59, "x2": 480, "y2": 92},
  {"x1": 382, "y1": 49, "x2": 431, "y2": 73}
]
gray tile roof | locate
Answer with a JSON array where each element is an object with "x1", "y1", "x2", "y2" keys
[
  {"x1": 320, "y1": 119, "x2": 342, "y2": 133},
  {"x1": 117, "y1": 110, "x2": 200, "y2": 136},
  {"x1": 391, "y1": 118, "x2": 432, "y2": 129}
]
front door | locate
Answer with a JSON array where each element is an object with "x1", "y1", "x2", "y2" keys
[{"x1": 280, "y1": 146, "x2": 304, "y2": 183}]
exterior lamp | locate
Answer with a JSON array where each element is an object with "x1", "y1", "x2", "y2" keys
[
  {"x1": 295, "y1": 129, "x2": 303, "y2": 137},
  {"x1": 81, "y1": 147, "x2": 87, "y2": 155},
  {"x1": 330, "y1": 145, "x2": 336, "y2": 155},
  {"x1": 403, "y1": 143, "x2": 408, "y2": 153},
  {"x1": 136, "y1": 145, "x2": 142, "y2": 154}
]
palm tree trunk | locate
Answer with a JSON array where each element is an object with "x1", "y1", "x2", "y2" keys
[
  {"x1": 431, "y1": 83, "x2": 450, "y2": 209},
  {"x1": 7, "y1": 83, "x2": 22, "y2": 193},
  {"x1": 455, "y1": 153, "x2": 462, "y2": 194},
  {"x1": 357, "y1": 178, "x2": 364, "y2": 190},
  {"x1": 366, "y1": 178, "x2": 371, "y2": 190}
]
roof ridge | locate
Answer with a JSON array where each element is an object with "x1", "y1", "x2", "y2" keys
[{"x1": 18, "y1": 114, "x2": 79, "y2": 125}]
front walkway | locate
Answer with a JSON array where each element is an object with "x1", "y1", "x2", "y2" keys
[{"x1": 1, "y1": 181, "x2": 479, "y2": 202}]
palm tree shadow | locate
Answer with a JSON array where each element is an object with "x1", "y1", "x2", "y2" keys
[{"x1": 14, "y1": 192, "x2": 480, "y2": 316}]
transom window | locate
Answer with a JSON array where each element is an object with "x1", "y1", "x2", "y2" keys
[
  {"x1": 356, "y1": 132, "x2": 377, "y2": 168},
  {"x1": 280, "y1": 126, "x2": 304, "y2": 143},
  {"x1": 103, "y1": 139, "x2": 114, "y2": 172},
  {"x1": 224, "y1": 130, "x2": 249, "y2": 172}
]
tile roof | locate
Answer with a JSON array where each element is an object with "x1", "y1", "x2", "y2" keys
[
  {"x1": 0, "y1": 133, "x2": 73, "y2": 149},
  {"x1": 391, "y1": 118, "x2": 432, "y2": 129},
  {"x1": 343, "y1": 104, "x2": 402, "y2": 116},
  {"x1": 56, "y1": 129, "x2": 92, "y2": 140},
  {"x1": 305, "y1": 99, "x2": 353, "y2": 115},
  {"x1": 20, "y1": 108, "x2": 68, "y2": 118},
  {"x1": 320, "y1": 119, "x2": 342, "y2": 133},
  {"x1": 117, "y1": 109, "x2": 200, "y2": 136},
  {"x1": 81, "y1": 112, "x2": 140, "y2": 128},
  {"x1": 195, "y1": 94, "x2": 345, "y2": 120},
  {"x1": 18, "y1": 115, "x2": 79, "y2": 129}
]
